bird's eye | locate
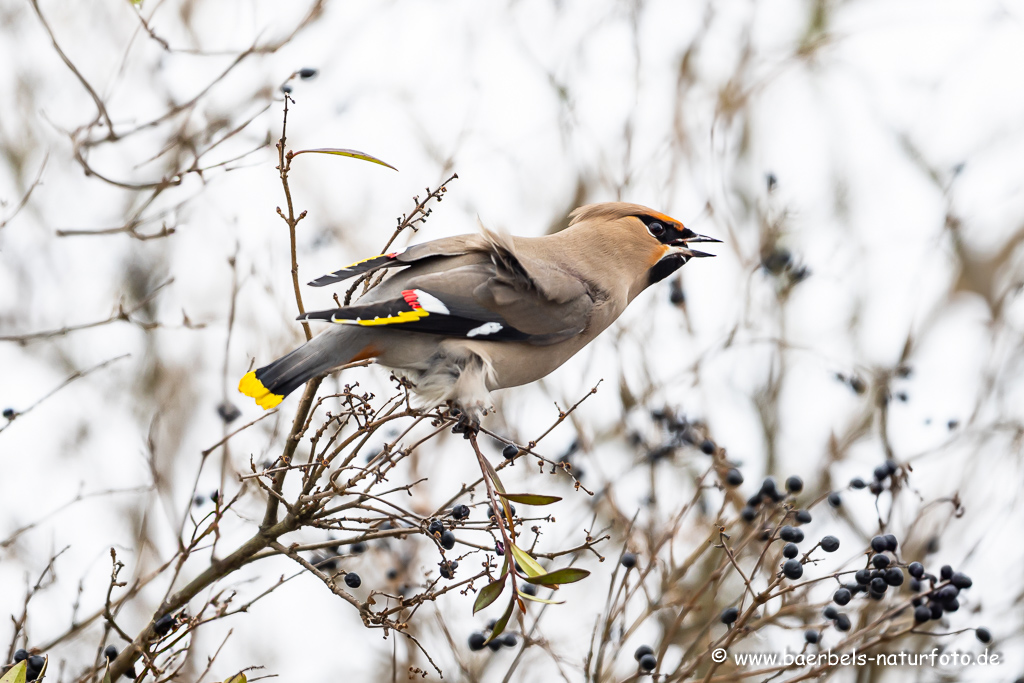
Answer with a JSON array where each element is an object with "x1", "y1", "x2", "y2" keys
[{"x1": 648, "y1": 222, "x2": 665, "y2": 237}]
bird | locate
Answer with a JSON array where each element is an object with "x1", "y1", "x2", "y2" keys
[{"x1": 238, "y1": 202, "x2": 718, "y2": 423}]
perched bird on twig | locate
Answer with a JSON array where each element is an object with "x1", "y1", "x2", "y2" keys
[{"x1": 239, "y1": 202, "x2": 718, "y2": 424}]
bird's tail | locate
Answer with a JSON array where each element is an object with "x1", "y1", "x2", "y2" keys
[{"x1": 239, "y1": 328, "x2": 373, "y2": 409}]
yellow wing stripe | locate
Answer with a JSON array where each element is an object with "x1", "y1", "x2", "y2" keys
[
  {"x1": 338, "y1": 308, "x2": 429, "y2": 326},
  {"x1": 238, "y1": 371, "x2": 283, "y2": 410}
]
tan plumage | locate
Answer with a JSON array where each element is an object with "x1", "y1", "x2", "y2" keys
[{"x1": 239, "y1": 202, "x2": 717, "y2": 420}]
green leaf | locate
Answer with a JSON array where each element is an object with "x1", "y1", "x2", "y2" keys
[
  {"x1": 521, "y1": 567, "x2": 590, "y2": 585},
  {"x1": 509, "y1": 543, "x2": 546, "y2": 578},
  {"x1": 473, "y1": 578, "x2": 506, "y2": 614},
  {"x1": 292, "y1": 148, "x2": 398, "y2": 171},
  {"x1": 499, "y1": 492, "x2": 562, "y2": 506},
  {"x1": 102, "y1": 664, "x2": 112, "y2": 683},
  {"x1": 517, "y1": 589, "x2": 565, "y2": 605},
  {"x1": 0, "y1": 661, "x2": 27, "y2": 683},
  {"x1": 223, "y1": 675, "x2": 247, "y2": 683},
  {"x1": 483, "y1": 598, "x2": 514, "y2": 645}
]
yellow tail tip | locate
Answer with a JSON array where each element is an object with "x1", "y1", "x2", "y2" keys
[{"x1": 238, "y1": 371, "x2": 283, "y2": 410}]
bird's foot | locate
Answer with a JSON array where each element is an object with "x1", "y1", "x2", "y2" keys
[{"x1": 450, "y1": 409, "x2": 480, "y2": 439}]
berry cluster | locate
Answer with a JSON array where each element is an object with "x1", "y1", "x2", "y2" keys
[
  {"x1": 468, "y1": 620, "x2": 519, "y2": 652},
  {"x1": 909, "y1": 562, "x2": 976, "y2": 625},
  {"x1": 12, "y1": 650, "x2": 46, "y2": 682},
  {"x1": 740, "y1": 476, "x2": 812, "y2": 526},
  {"x1": 848, "y1": 459, "x2": 899, "y2": 496}
]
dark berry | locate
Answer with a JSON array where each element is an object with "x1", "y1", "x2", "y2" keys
[
  {"x1": 884, "y1": 568, "x2": 904, "y2": 586},
  {"x1": 908, "y1": 562, "x2": 924, "y2": 579},
  {"x1": 944, "y1": 597, "x2": 960, "y2": 612},
  {"x1": 761, "y1": 478, "x2": 784, "y2": 502},
  {"x1": 855, "y1": 569, "x2": 871, "y2": 585},
  {"x1": 298, "y1": 67, "x2": 318, "y2": 79},
  {"x1": 820, "y1": 535, "x2": 840, "y2": 553},
  {"x1": 849, "y1": 477, "x2": 866, "y2": 489},
  {"x1": 350, "y1": 541, "x2": 367, "y2": 554},
  {"x1": 14, "y1": 649, "x2": 28, "y2": 662},
  {"x1": 779, "y1": 526, "x2": 803, "y2": 543},
  {"x1": 725, "y1": 468, "x2": 744, "y2": 486},
  {"x1": 976, "y1": 627, "x2": 991, "y2": 643},
  {"x1": 440, "y1": 561, "x2": 457, "y2": 579},
  {"x1": 502, "y1": 443, "x2": 519, "y2": 460},
  {"x1": 872, "y1": 554, "x2": 890, "y2": 569},
  {"x1": 740, "y1": 506, "x2": 757, "y2": 522},
  {"x1": 795, "y1": 509, "x2": 812, "y2": 524},
  {"x1": 104, "y1": 645, "x2": 118, "y2": 661},
  {"x1": 804, "y1": 629, "x2": 819, "y2": 644},
  {"x1": 700, "y1": 440, "x2": 715, "y2": 455},
  {"x1": 911, "y1": 595, "x2": 923, "y2": 606},
  {"x1": 495, "y1": 541, "x2": 504, "y2": 556},
  {"x1": 27, "y1": 655, "x2": 45, "y2": 672},
  {"x1": 639, "y1": 653, "x2": 657, "y2": 671},
  {"x1": 783, "y1": 559, "x2": 803, "y2": 580},
  {"x1": 833, "y1": 588, "x2": 852, "y2": 605},
  {"x1": 951, "y1": 572, "x2": 972, "y2": 589},
  {"x1": 884, "y1": 460, "x2": 898, "y2": 475},
  {"x1": 747, "y1": 492, "x2": 764, "y2": 507},
  {"x1": 883, "y1": 534, "x2": 898, "y2": 551},
  {"x1": 210, "y1": 490, "x2": 219, "y2": 504},
  {"x1": 487, "y1": 619, "x2": 498, "y2": 630},
  {"x1": 870, "y1": 536, "x2": 888, "y2": 553},
  {"x1": 785, "y1": 476, "x2": 803, "y2": 493},
  {"x1": 930, "y1": 603, "x2": 944, "y2": 620},
  {"x1": 520, "y1": 583, "x2": 537, "y2": 596},
  {"x1": 909, "y1": 579, "x2": 922, "y2": 592},
  {"x1": 827, "y1": 492, "x2": 842, "y2": 507},
  {"x1": 216, "y1": 401, "x2": 241, "y2": 424},
  {"x1": 870, "y1": 577, "x2": 887, "y2": 594},
  {"x1": 428, "y1": 520, "x2": 444, "y2": 536},
  {"x1": 720, "y1": 607, "x2": 739, "y2": 624},
  {"x1": 940, "y1": 565, "x2": 953, "y2": 580},
  {"x1": 914, "y1": 605, "x2": 931, "y2": 623},
  {"x1": 869, "y1": 480, "x2": 884, "y2": 495},
  {"x1": 281, "y1": 83, "x2": 293, "y2": 93},
  {"x1": 386, "y1": 568, "x2": 398, "y2": 580},
  {"x1": 469, "y1": 632, "x2": 486, "y2": 651},
  {"x1": 873, "y1": 465, "x2": 889, "y2": 481},
  {"x1": 823, "y1": 605, "x2": 839, "y2": 619},
  {"x1": 621, "y1": 552, "x2": 637, "y2": 569},
  {"x1": 345, "y1": 573, "x2": 361, "y2": 588},
  {"x1": 634, "y1": 645, "x2": 654, "y2": 661},
  {"x1": 502, "y1": 633, "x2": 517, "y2": 647},
  {"x1": 834, "y1": 613, "x2": 851, "y2": 631},
  {"x1": 488, "y1": 639, "x2": 502, "y2": 651},
  {"x1": 193, "y1": 495, "x2": 205, "y2": 506},
  {"x1": 452, "y1": 504, "x2": 470, "y2": 520},
  {"x1": 783, "y1": 543, "x2": 799, "y2": 559},
  {"x1": 440, "y1": 530, "x2": 456, "y2": 550},
  {"x1": 153, "y1": 613, "x2": 175, "y2": 636}
]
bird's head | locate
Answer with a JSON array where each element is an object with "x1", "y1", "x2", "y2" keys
[{"x1": 567, "y1": 202, "x2": 719, "y2": 287}]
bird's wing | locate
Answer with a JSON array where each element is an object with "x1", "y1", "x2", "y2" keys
[
  {"x1": 299, "y1": 239, "x2": 594, "y2": 345},
  {"x1": 307, "y1": 235, "x2": 490, "y2": 287}
]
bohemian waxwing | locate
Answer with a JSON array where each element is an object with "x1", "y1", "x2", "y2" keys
[{"x1": 239, "y1": 202, "x2": 718, "y2": 420}]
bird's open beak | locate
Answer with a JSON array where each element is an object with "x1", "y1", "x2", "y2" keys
[{"x1": 669, "y1": 227, "x2": 721, "y2": 259}]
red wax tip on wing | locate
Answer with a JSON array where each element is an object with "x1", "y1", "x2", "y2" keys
[{"x1": 402, "y1": 290, "x2": 422, "y2": 309}]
